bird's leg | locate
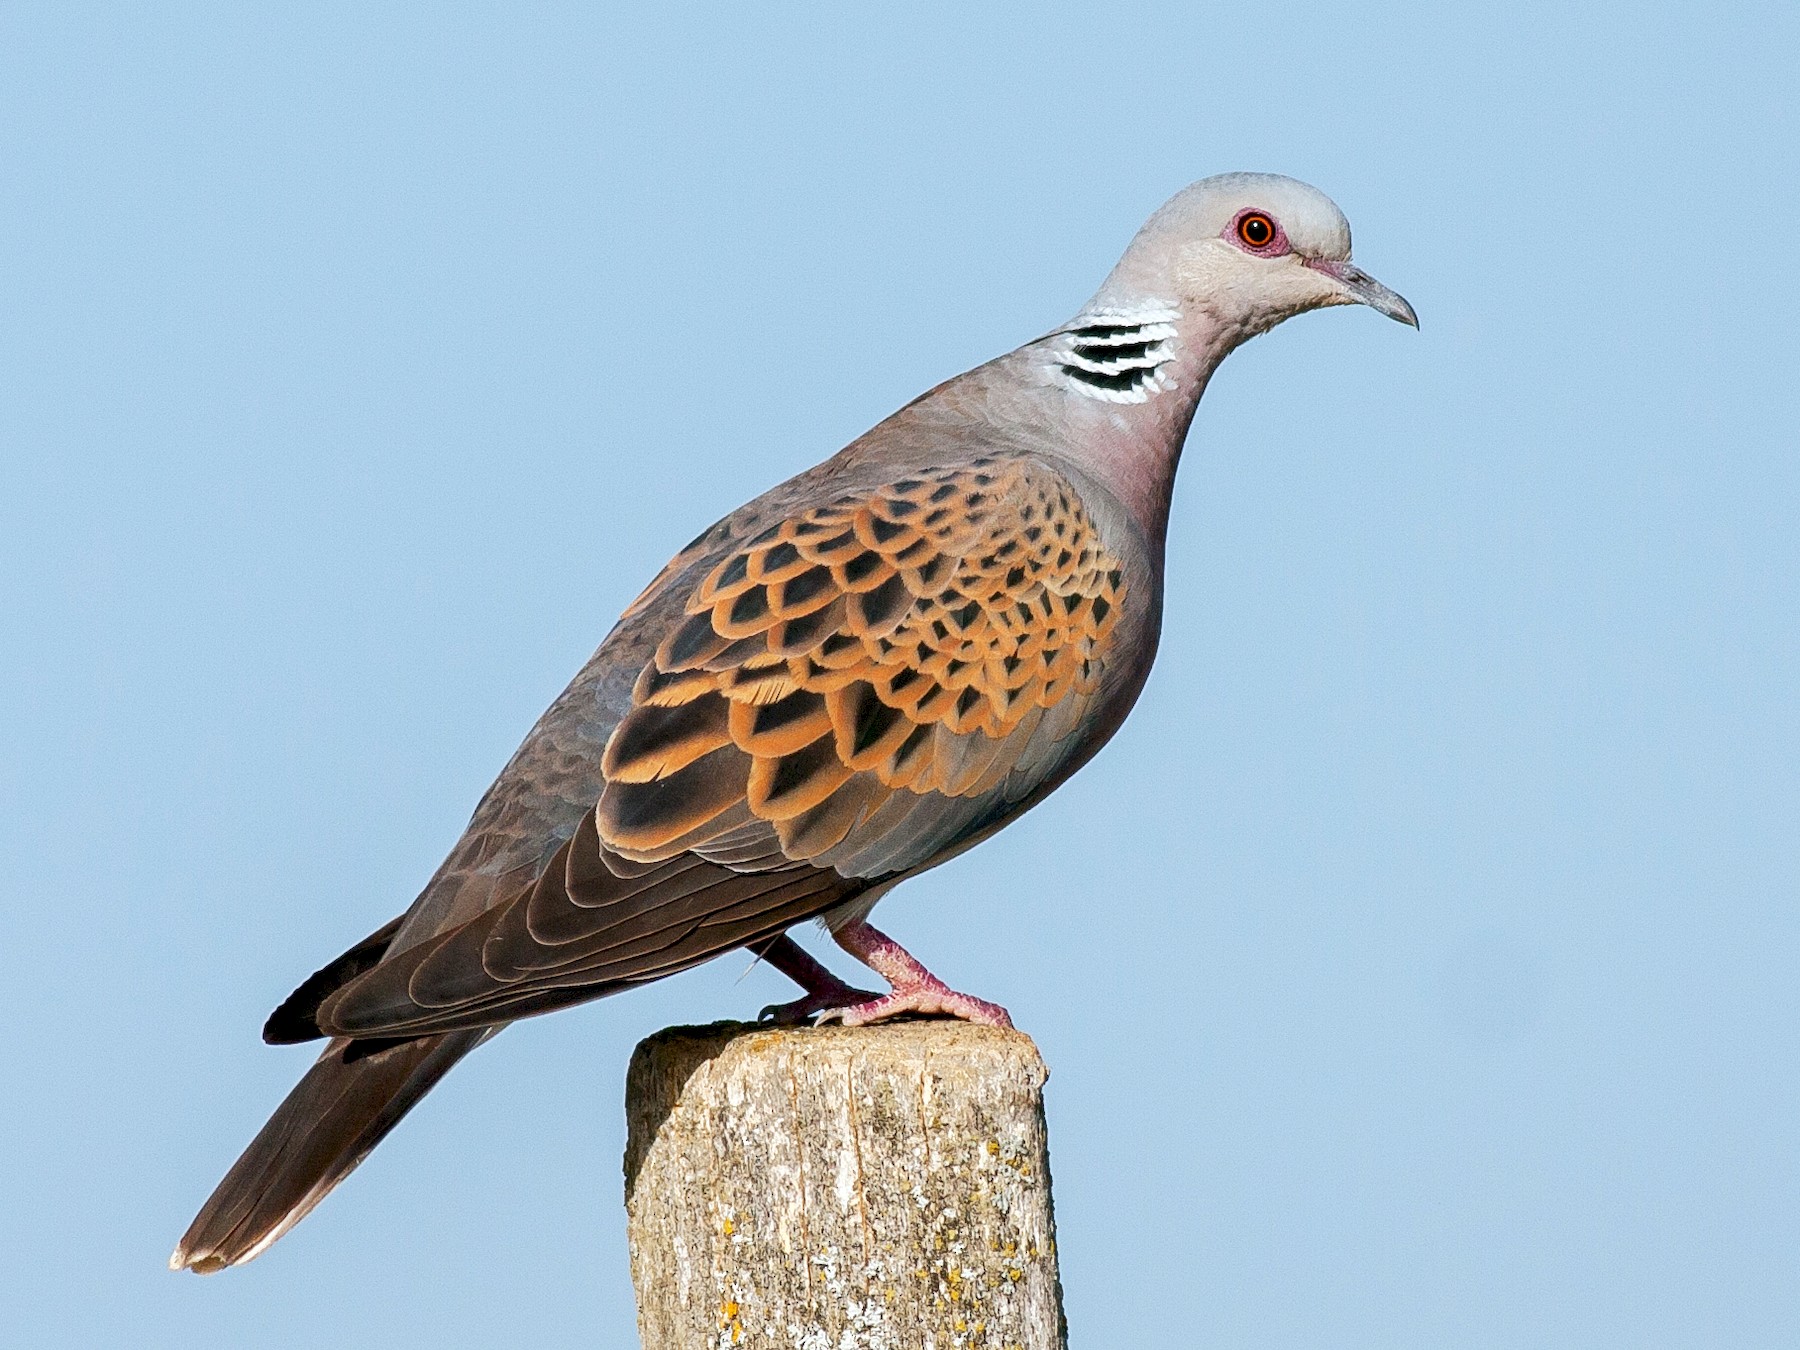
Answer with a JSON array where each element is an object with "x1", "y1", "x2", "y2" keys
[
  {"x1": 754, "y1": 934, "x2": 880, "y2": 1024},
  {"x1": 813, "y1": 921, "x2": 1014, "y2": 1029}
]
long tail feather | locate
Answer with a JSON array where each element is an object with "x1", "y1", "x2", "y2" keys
[{"x1": 171, "y1": 1029, "x2": 489, "y2": 1272}]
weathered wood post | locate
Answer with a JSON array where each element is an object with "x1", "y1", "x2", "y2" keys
[{"x1": 624, "y1": 1021, "x2": 1067, "y2": 1349}]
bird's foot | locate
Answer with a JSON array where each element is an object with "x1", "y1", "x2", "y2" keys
[
  {"x1": 753, "y1": 933, "x2": 879, "y2": 1024},
  {"x1": 753, "y1": 923, "x2": 1013, "y2": 1029},
  {"x1": 812, "y1": 975, "x2": 1014, "y2": 1029},
  {"x1": 817, "y1": 918, "x2": 1015, "y2": 1028}
]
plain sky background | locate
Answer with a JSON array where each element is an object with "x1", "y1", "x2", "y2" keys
[{"x1": 3, "y1": 3, "x2": 1796, "y2": 1346}]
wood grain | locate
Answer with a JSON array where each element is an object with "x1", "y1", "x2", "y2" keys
[{"x1": 625, "y1": 1021, "x2": 1067, "y2": 1350}]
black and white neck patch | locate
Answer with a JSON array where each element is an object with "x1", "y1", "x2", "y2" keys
[{"x1": 1053, "y1": 306, "x2": 1180, "y2": 404}]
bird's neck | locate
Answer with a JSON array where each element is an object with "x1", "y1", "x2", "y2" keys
[{"x1": 1039, "y1": 298, "x2": 1244, "y2": 555}]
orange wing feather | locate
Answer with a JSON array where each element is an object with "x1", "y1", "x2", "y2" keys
[{"x1": 596, "y1": 457, "x2": 1127, "y2": 871}]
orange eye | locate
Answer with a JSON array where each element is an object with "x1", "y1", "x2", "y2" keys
[{"x1": 1237, "y1": 212, "x2": 1276, "y2": 249}]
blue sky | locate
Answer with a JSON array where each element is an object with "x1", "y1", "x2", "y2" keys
[{"x1": 3, "y1": 3, "x2": 1796, "y2": 1346}]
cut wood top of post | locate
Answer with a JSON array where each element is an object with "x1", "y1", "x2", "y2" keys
[{"x1": 623, "y1": 1020, "x2": 1049, "y2": 1201}]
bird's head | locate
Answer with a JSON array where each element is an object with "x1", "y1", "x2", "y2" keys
[{"x1": 1096, "y1": 172, "x2": 1417, "y2": 340}]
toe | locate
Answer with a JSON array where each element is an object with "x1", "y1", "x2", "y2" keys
[
  {"x1": 761, "y1": 986, "x2": 882, "y2": 1025},
  {"x1": 814, "y1": 987, "x2": 1014, "y2": 1030}
]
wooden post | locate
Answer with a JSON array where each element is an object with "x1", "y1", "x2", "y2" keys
[{"x1": 624, "y1": 1021, "x2": 1067, "y2": 1350}]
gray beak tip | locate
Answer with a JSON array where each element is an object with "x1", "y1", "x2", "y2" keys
[
  {"x1": 1350, "y1": 267, "x2": 1418, "y2": 331},
  {"x1": 1312, "y1": 259, "x2": 1418, "y2": 330}
]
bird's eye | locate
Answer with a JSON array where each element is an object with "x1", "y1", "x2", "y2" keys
[{"x1": 1237, "y1": 212, "x2": 1276, "y2": 249}]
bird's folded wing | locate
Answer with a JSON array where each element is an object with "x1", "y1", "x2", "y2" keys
[{"x1": 313, "y1": 457, "x2": 1127, "y2": 1038}]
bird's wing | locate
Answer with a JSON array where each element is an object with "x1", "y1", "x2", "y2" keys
[{"x1": 309, "y1": 455, "x2": 1130, "y2": 1039}]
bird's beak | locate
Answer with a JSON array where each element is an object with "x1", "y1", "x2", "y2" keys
[{"x1": 1305, "y1": 258, "x2": 1419, "y2": 328}]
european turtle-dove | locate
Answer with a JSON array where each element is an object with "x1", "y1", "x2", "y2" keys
[{"x1": 173, "y1": 172, "x2": 1415, "y2": 1272}]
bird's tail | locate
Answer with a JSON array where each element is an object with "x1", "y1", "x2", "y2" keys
[{"x1": 170, "y1": 1029, "x2": 488, "y2": 1272}]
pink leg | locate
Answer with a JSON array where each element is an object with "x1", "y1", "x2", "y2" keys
[
  {"x1": 754, "y1": 934, "x2": 880, "y2": 1024},
  {"x1": 814, "y1": 921, "x2": 1013, "y2": 1029}
]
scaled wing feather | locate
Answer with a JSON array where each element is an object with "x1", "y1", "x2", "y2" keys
[{"x1": 313, "y1": 456, "x2": 1127, "y2": 1039}]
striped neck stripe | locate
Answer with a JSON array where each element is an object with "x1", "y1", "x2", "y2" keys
[{"x1": 1053, "y1": 306, "x2": 1181, "y2": 404}]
